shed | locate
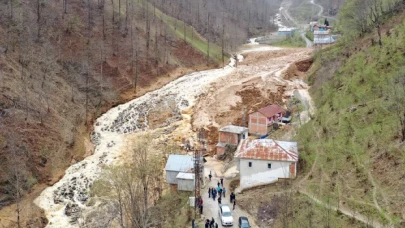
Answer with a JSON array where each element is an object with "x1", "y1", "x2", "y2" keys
[
  {"x1": 277, "y1": 27, "x2": 297, "y2": 36},
  {"x1": 165, "y1": 155, "x2": 194, "y2": 185},
  {"x1": 217, "y1": 125, "x2": 248, "y2": 155},
  {"x1": 176, "y1": 172, "x2": 195, "y2": 191}
]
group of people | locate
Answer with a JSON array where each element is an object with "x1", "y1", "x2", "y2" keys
[
  {"x1": 192, "y1": 174, "x2": 238, "y2": 227},
  {"x1": 204, "y1": 217, "x2": 218, "y2": 228}
]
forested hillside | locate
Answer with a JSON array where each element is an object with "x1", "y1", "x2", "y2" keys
[
  {"x1": 0, "y1": 0, "x2": 275, "y2": 220},
  {"x1": 297, "y1": 0, "x2": 405, "y2": 225}
]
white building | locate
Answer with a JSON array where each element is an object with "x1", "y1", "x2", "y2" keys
[
  {"x1": 314, "y1": 30, "x2": 335, "y2": 45},
  {"x1": 234, "y1": 139, "x2": 298, "y2": 191}
]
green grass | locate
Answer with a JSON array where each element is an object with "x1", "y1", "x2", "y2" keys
[
  {"x1": 295, "y1": 12, "x2": 405, "y2": 226},
  {"x1": 141, "y1": 0, "x2": 225, "y2": 64},
  {"x1": 289, "y1": 2, "x2": 315, "y2": 23},
  {"x1": 305, "y1": 30, "x2": 314, "y2": 41},
  {"x1": 273, "y1": 32, "x2": 306, "y2": 47}
]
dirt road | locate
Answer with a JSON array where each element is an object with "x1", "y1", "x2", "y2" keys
[{"x1": 200, "y1": 157, "x2": 259, "y2": 228}]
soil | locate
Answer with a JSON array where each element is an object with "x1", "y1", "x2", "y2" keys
[{"x1": 192, "y1": 48, "x2": 312, "y2": 151}]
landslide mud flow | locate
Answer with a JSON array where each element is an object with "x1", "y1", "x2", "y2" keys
[{"x1": 34, "y1": 43, "x2": 312, "y2": 227}]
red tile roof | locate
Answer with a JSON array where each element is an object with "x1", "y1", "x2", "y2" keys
[
  {"x1": 234, "y1": 139, "x2": 298, "y2": 162},
  {"x1": 257, "y1": 105, "x2": 285, "y2": 118}
]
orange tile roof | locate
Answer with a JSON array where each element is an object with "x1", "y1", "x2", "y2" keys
[{"x1": 234, "y1": 139, "x2": 298, "y2": 162}]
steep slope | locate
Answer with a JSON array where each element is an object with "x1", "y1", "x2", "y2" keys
[
  {"x1": 297, "y1": 5, "x2": 405, "y2": 227},
  {"x1": 0, "y1": 0, "x2": 274, "y2": 226}
]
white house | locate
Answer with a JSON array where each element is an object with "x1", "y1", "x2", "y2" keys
[{"x1": 234, "y1": 139, "x2": 298, "y2": 191}]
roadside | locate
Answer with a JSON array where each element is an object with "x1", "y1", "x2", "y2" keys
[{"x1": 197, "y1": 157, "x2": 258, "y2": 228}]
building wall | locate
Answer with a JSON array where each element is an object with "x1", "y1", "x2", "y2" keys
[
  {"x1": 238, "y1": 159, "x2": 294, "y2": 191},
  {"x1": 248, "y1": 112, "x2": 268, "y2": 135},
  {"x1": 177, "y1": 179, "x2": 195, "y2": 192},
  {"x1": 289, "y1": 162, "x2": 296, "y2": 178},
  {"x1": 216, "y1": 146, "x2": 225, "y2": 156},
  {"x1": 219, "y1": 132, "x2": 238, "y2": 145},
  {"x1": 166, "y1": 171, "x2": 180, "y2": 184},
  {"x1": 239, "y1": 159, "x2": 291, "y2": 179}
]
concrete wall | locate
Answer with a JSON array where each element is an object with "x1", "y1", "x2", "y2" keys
[
  {"x1": 248, "y1": 112, "x2": 268, "y2": 135},
  {"x1": 166, "y1": 171, "x2": 180, "y2": 184},
  {"x1": 239, "y1": 159, "x2": 291, "y2": 179},
  {"x1": 237, "y1": 159, "x2": 294, "y2": 191},
  {"x1": 177, "y1": 179, "x2": 195, "y2": 192}
]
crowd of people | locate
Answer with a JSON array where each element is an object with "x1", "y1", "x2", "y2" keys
[{"x1": 195, "y1": 174, "x2": 238, "y2": 228}]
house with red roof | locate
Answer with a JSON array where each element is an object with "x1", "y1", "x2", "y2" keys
[
  {"x1": 234, "y1": 139, "x2": 298, "y2": 191},
  {"x1": 248, "y1": 104, "x2": 286, "y2": 136}
]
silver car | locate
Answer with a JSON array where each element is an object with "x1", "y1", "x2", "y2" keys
[{"x1": 218, "y1": 204, "x2": 234, "y2": 226}]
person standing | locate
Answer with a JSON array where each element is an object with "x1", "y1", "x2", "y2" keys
[
  {"x1": 209, "y1": 173, "x2": 212, "y2": 181},
  {"x1": 192, "y1": 219, "x2": 195, "y2": 228},
  {"x1": 223, "y1": 188, "x2": 226, "y2": 198},
  {"x1": 200, "y1": 204, "x2": 204, "y2": 214},
  {"x1": 208, "y1": 188, "x2": 211, "y2": 198},
  {"x1": 214, "y1": 223, "x2": 218, "y2": 228},
  {"x1": 217, "y1": 181, "x2": 220, "y2": 187},
  {"x1": 213, "y1": 190, "x2": 216, "y2": 201},
  {"x1": 210, "y1": 217, "x2": 215, "y2": 228},
  {"x1": 218, "y1": 196, "x2": 222, "y2": 204},
  {"x1": 220, "y1": 177, "x2": 224, "y2": 186},
  {"x1": 233, "y1": 199, "x2": 236, "y2": 210},
  {"x1": 205, "y1": 219, "x2": 210, "y2": 228}
]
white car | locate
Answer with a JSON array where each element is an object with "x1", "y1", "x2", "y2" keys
[{"x1": 218, "y1": 204, "x2": 234, "y2": 226}]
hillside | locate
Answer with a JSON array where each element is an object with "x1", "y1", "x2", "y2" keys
[
  {"x1": 296, "y1": 2, "x2": 405, "y2": 226},
  {"x1": 0, "y1": 0, "x2": 275, "y2": 226}
]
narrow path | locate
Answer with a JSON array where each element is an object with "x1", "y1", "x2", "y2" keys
[
  {"x1": 280, "y1": 0, "x2": 313, "y2": 47},
  {"x1": 309, "y1": 0, "x2": 337, "y2": 21},
  {"x1": 368, "y1": 171, "x2": 393, "y2": 225},
  {"x1": 298, "y1": 190, "x2": 385, "y2": 228},
  {"x1": 200, "y1": 158, "x2": 259, "y2": 227}
]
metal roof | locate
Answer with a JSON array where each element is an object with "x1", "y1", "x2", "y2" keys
[
  {"x1": 257, "y1": 105, "x2": 285, "y2": 118},
  {"x1": 165, "y1": 155, "x2": 194, "y2": 172},
  {"x1": 234, "y1": 139, "x2": 298, "y2": 162},
  {"x1": 216, "y1": 142, "x2": 227, "y2": 148},
  {"x1": 176, "y1": 172, "x2": 195, "y2": 180},
  {"x1": 219, "y1": 125, "x2": 248, "y2": 134}
]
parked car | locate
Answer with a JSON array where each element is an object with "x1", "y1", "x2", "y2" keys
[
  {"x1": 218, "y1": 204, "x2": 234, "y2": 226},
  {"x1": 238, "y1": 216, "x2": 250, "y2": 228}
]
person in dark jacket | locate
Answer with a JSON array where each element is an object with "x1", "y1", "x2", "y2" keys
[
  {"x1": 209, "y1": 217, "x2": 215, "y2": 228},
  {"x1": 218, "y1": 196, "x2": 222, "y2": 204},
  {"x1": 205, "y1": 219, "x2": 210, "y2": 228},
  {"x1": 214, "y1": 223, "x2": 219, "y2": 228},
  {"x1": 208, "y1": 188, "x2": 211, "y2": 198},
  {"x1": 220, "y1": 177, "x2": 224, "y2": 186},
  {"x1": 233, "y1": 199, "x2": 236, "y2": 210}
]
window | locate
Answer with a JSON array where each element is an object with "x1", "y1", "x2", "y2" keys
[
  {"x1": 248, "y1": 162, "x2": 252, "y2": 167},
  {"x1": 268, "y1": 163, "x2": 272, "y2": 169}
]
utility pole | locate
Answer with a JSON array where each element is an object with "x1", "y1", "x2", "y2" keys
[{"x1": 194, "y1": 128, "x2": 206, "y2": 218}]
